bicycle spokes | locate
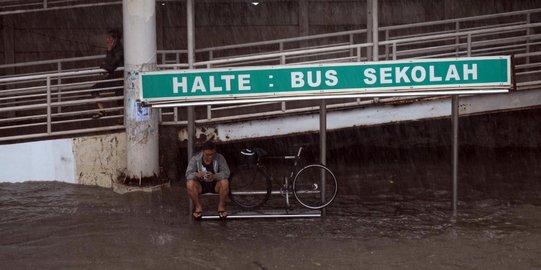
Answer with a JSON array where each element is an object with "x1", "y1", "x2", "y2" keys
[
  {"x1": 293, "y1": 164, "x2": 337, "y2": 209},
  {"x1": 229, "y1": 166, "x2": 271, "y2": 210}
]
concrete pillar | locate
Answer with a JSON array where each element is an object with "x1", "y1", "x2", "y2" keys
[
  {"x1": 123, "y1": 0, "x2": 160, "y2": 180},
  {"x1": 366, "y1": 0, "x2": 373, "y2": 60},
  {"x1": 371, "y1": 0, "x2": 378, "y2": 61},
  {"x1": 186, "y1": 0, "x2": 196, "y2": 160}
]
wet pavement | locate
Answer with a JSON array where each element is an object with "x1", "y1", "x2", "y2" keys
[{"x1": 1, "y1": 146, "x2": 541, "y2": 269}]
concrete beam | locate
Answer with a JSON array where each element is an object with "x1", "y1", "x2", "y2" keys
[{"x1": 177, "y1": 89, "x2": 541, "y2": 143}]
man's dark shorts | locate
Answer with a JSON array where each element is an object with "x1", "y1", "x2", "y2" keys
[{"x1": 199, "y1": 180, "x2": 218, "y2": 194}]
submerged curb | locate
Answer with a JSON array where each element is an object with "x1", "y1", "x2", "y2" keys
[{"x1": 112, "y1": 181, "x2": 171, "y2": 194}]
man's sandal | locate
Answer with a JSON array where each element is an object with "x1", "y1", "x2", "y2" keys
[
  {"x1": 92, "y1": 111, "x2": 107, "y2": 119},
  {"x1": 218, "y1": 210, "x2": 228, "y2": 220},
  {"x1": 192, "y1": 211, "x2": 203, "y2": 221}
]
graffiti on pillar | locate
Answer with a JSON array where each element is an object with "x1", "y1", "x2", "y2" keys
[
  {"x1": 135, "y1": 101, "x2": 150, "y2": 122},
  {"x1": 126, "y1": 71, "x2": 138, "y2": 93}
]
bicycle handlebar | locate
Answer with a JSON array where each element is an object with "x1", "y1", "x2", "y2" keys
[{"x1": 241, "y1": 146, "x2": 304, "y2": 160}]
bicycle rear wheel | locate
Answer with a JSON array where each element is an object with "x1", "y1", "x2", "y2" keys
[
  {"x1": 229, "y1": 166, "x2": 271, "y2": 210},
  {"x1": 293, "y1": 164, "x2": 337, "y2": 209}
]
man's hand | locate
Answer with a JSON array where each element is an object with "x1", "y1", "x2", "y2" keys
[{"x1": 195, "y1": 171, "x2": 214, "y2": 180}]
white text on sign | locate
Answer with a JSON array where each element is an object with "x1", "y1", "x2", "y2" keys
[
  {"x1": 291, "y1": 70, "x2": 339, "y2": 88},
  {"x1": 363, "y1": 64, "x2": 477, "y2": 85},
  {"x1": 173, "y1": 74, "x2": 252, "y2": 93}
]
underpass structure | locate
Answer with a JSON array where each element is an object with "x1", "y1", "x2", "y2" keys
[{"x1": 0, "y1": 2, "x2": 540, "y2": 188}]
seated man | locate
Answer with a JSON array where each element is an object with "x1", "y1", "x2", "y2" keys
[{"x1": 185, "y1": 141, "x2": 230, "y2": 220}]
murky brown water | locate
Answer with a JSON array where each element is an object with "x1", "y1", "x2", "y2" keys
[{"x1": 1, "y1": 148, "x2": 541, "y2": 269}]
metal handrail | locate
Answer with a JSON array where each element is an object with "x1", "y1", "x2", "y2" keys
[
  {"x1": 0, "y1": 0, "x2": 122, "y2": 16},
  {"x1": 190, "y1": 22, "x2": 541, "y2": 67},
  {"x1": 0, "y1": 67, "x2": 124, "y2": 142},
  {"x1": 383, "y1": 8, "x2": 541, "y2": 32},
  {"x1": 3, "y1": 8, "x2": 540, "y2": 75},
  {"x1": 1, "y1": 8, "x2": 541, "y2": 142}
]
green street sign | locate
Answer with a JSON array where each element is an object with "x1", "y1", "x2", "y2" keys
[{"x1": 140, "y1": 56, "x2": 511, "y2": 105}]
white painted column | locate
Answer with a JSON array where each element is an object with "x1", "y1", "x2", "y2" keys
[
  {"x1": 366, "y1": 0, "x2": 373, "y2": 60},
  {"x1": 123, "y1": 0, "x2": 160, "y2": 180},
  {"x1": 371, "y1": 0, "x2": 379, "y2": 61},
  {"x1": 186, "y1": 0, "x2": 196, "y2": 160}
]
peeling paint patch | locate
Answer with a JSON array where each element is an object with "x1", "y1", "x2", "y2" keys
[
  {"x1": 178, "y1": 126, "x2": 218, "y2": 143},
  {"x1": 73, "y1": 132, "x2": 127, "y2": 188}
]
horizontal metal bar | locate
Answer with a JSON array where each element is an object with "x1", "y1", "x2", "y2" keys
[
  {"x1": 201, "y1": 213, "x2": 321, "y2": 220},
  {"x1": 196, "y1": 29, "x2": 367, "y2": 53},
  {"x1": 0, "y1": 125, "x2": 124, "y2": 143},
  {"x1": 0, "y1": 68, "x2": 104, "y2": 83},
  {"x1": 231, "y1": 191, "x2": 270, "y2": 195},
  {"x1": 194, "y1": 43, "x2": 373, "y2": 67},
  {"x1": 193, "y1": 23, "x2": 541, "y2": 67},
  {"x1": 148, "y1": 90, "x2": 509, "y2": 108},
  {"x1": 381, "y1": 22, "x2": 541, "y2": 46},
  {"x1": 0, "y1": 1, "x2": 122, "y2": 16},
  {"x1": 294, "y1": 190, "x2": 321, "y2": 195},
  {"x1": 0, "y1": 55, "x2": 103, "y2": 69},
  {"x1": 382, "y1": 8, "x2": 541, "y2": 31}
]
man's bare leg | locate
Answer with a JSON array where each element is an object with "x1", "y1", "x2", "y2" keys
[
  {"x1": 92, "y1": 102, "x2": 106, "y2": 118},
  {"x1": 186, "y1": 180, "x2": 203, "y2": 216},
  {"x1": 216, "y1": 179, "x2": 229, "y2": 215}
]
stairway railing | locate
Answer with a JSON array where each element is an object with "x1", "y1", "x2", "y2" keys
[{"x1": 1, "y1": 8, "x2": 541, "y2": 142}]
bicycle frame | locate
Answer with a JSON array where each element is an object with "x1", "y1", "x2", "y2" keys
[
  {"x1": 258, "y1": 146, "x2": 304, "y2": 208},
  {"x1": 232, "y1": 146, "x2": 337, "y2": 210}
]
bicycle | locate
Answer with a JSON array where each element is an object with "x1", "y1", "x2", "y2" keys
[{"x1": 229, "y1": 146, "x2": 338, "y2": 210}]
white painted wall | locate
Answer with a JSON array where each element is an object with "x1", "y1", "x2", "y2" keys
[
  {"x1": 0, "y1": 139, "x2": 76, "y2": 183},
  {"x1": 0, "y1": 132, "x2": 127, "y2": 187}
]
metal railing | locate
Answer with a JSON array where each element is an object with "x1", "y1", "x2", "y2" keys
[
  {"x1": 0, "y1": 69, "x2": 124, "y2": 142},
  {"x1": 1, "y1": 8, "x2": 541, "y2": 142},
  {"x1": 6, "y1": 8, "x2": 540, "y2": 76},
  {"x1": 0, "y1": 0, "x2": 121, "y2": 15},
  {"x1": 158, "y1": 21, "x2": 541, "y2": 125}
]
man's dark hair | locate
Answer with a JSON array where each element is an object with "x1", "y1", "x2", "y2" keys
[
  {"x1": 107, "y1": 29, "x2": 122, "y2": 42},
  {"x1": 201, "y1": 141, "x2": 216, "y2": 151}
]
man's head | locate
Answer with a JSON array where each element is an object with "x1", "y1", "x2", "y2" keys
[
  {"x1": 201, "y1": 141, "x2": 217, "y2": 164},
  {"x1": 106, "y1": 29, "x2": 121, "y2": 51}
]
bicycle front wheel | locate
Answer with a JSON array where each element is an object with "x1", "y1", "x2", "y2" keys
[
  {"x1": 229, "y1": 166, "x2": 271, "y2": 210},
  {"x1": 293, "y1": 164, "x2": 337, "y2": 209}
]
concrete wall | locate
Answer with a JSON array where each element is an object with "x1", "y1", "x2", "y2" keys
[
  {"x1": 0, "y1": 138, "x2": 76, "y2": 183},
  {"x1": 73, "y1": 132, "x2": 127, "y2": 188},
  {"x1": 0, "y1": 132, "x2": 126, "y2": 187}
]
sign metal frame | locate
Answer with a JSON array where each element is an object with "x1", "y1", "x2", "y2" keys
[{"x1": 140, "y1": 56, "x2": 512, "y2": 107}]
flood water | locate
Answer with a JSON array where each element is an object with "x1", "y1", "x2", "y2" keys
[{"x1": 1, "y1": 147, "x2": 541, "y2": 269}]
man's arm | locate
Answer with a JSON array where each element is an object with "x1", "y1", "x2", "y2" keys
[
  {"x1": 185, "y1": 155, "x2": 198, "y2": 181},
  {"x1": 213, "y1": 154, "x2": 230, "y2": 180},
  {"x1": 99, "y1": 49, "x2": 123, "y2": 75}
]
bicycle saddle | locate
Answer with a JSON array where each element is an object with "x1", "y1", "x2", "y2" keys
[{"x1": 241, "y1": 148, "x2": 267, "y2": 157}]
